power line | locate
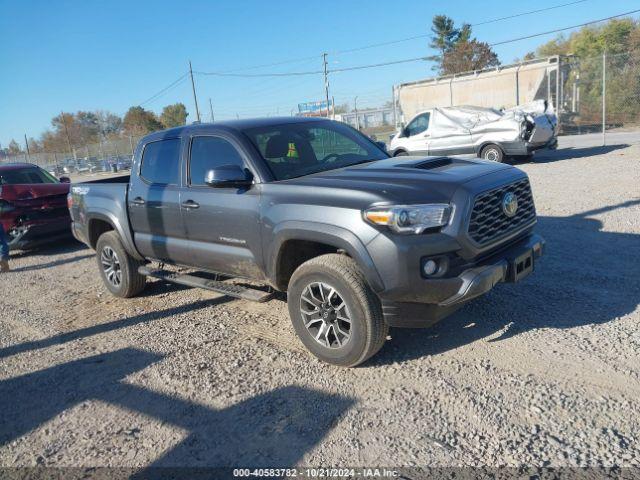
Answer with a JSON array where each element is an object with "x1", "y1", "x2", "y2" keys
[
  {"x1": 331, "y1": 0, "x2": 589, "y2": 55},
  {"x1": 474, "y1": 0, "x2": 588, "y2": 26},
  {"x1": 330, "y1": 56, "x2": 430, "y2": 73},
  {"x1": 489, "y1": 9, "x2": 640, "y2": 46},
  {"x1": 190, "y1": 9, "x2": 640, "y2": 80},
  {"x1": 326, "y1": 9, "x2": 640, "y2": 75},
  {"x1": 220, "y1": 55, "x2": 322, "y2": 73},
  {"x1": 138, "y1": 72, "x2": 188, "y2": 107},
  {"x1": 138, "y1": 7, "x2": 639, "y2": 107},
  {"x1": 194, "y1": 68, "x2": 322, "y2": 78},
  {"x1": 198, "y1": 0, "x2": 591, "y2": 75}
]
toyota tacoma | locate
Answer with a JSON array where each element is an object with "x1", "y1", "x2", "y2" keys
[{"x1": 69, "y1": 117, "x2": 545, "y2": 367}]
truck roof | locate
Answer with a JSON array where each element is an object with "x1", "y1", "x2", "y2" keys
[{"x1": 140, "y1": 116, "x2": 331, "y2": 143}]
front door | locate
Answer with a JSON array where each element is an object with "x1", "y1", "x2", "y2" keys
[
  {"x1": 181, "y1": 134, "x2": 263, "y2": 279},
  {"x1": 128, "y1": 137, "x2": 189, "y2": 263},
  {"x1": 402, "y1": 112, "x2": 431, "y2": 155}
]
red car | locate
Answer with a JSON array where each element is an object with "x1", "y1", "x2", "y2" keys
[{"x1": 0, "y1": 163, "x2": 72, "y2": 250}]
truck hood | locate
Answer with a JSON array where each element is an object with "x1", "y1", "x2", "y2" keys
[{"x1": 279, "y1": 156, "x2": 513, "y2": 204}]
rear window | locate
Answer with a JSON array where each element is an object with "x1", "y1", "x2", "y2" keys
[{"x1": 140, "y1": 138, "x2": 181, "y2": 185}]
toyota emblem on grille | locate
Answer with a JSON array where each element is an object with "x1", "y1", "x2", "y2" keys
[{"x1": 502, "y1": 192, "x2": 518, "y2": 217}]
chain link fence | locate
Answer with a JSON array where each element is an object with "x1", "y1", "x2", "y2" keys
[{"x1": 1, "y1": 135, "x2": 143, "y2": 177}]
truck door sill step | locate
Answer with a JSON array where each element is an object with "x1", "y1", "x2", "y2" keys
[{"x1": 138, "y1": 266, "x2": 274, "y2": 303}]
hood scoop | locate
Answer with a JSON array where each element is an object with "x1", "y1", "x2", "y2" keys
[{"x1": 413, "y1": 158, "x2": 453, "y2": 170}]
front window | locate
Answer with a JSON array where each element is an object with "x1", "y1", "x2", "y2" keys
[
  {"x1": 189, "y1": 136, "x2": 245, "y2": 186},
  {"x1": 242, "y1": 120, "x2": 388, "y2": 180},
  {"x1": 0, "y1": 167, "x2": 59, "y2": 185},
  {"x1": 405, "y1": 113, "x2": 430, "y2": 137}
]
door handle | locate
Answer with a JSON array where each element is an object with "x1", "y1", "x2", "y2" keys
[
  {"x1": 181, "y1": 200, "x2": 200, "y2": 209},
  {"x1": 131, "y1": 197, "x2": 146, "y2": 206}
]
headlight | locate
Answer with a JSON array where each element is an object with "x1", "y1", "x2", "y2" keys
[{"x1": 364, "y1": 204, "x2": 452, "y2": 234}]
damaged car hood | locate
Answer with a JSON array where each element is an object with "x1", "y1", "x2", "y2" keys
[{"x1": 0, "y1": 183, "x2": 70, "y2": 207}]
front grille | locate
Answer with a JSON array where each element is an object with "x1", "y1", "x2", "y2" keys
[{"x1": 468, "y1": 178, "x2": 536, "y2": 245}]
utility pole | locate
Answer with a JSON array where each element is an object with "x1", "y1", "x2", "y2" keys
[
  {"x1": 189, "y1": 60, "x2": 201, "y2": 122},
  {"x1": 60, "y1": 111, "x2": 73, "y2": 158},
  {"x1": 354, "y1": 96, "x2": 360, "y2": 130},
  {"x1": 323, "y1": 53, "x2": 330, "y2": 119},
  {"x1": 208, "y1": 98, "x2": 214, "y2": 122},
  {"x1": 24, "y1": 134, "x2": 30, "y2": 161},
  {"x1": 602, "y1": 51, "x2": 607, "y2": 146}
]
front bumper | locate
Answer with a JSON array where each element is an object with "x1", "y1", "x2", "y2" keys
[
  {"x1": 500, "y1": 137, "x2": 558, "y2": 156},
  {"x1": 7, "y1": 220, "x2": 72, "y2": 250},
  {"x1": 381, "y1": 233, "x2": 545, "y2": 328}
]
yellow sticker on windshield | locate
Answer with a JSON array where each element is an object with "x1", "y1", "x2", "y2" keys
[{"x1": 287, "y1": 142, "x2": 299, "y2": 158}]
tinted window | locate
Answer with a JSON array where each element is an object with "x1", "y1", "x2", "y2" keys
[
  {"x1": 189, "y1": 136, "x2": 245, "y2": 186},
  {"x1": 140, "y1": 138, "x2": 181, "y2": 185},
  {"x1": 243, "y1": 120, "x2": 387, "y2": 180},
  {"x1": 406, "y1": 113, "x2": 430, "y2": 136},
  {"x1": 0, "y1": 167, "x2": 58, "y2": 185}
]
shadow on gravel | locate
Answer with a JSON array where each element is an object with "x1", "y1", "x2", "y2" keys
[
  {"x1": 0, "y1": 297, "x2": 233, "y2": 360},
  {"x1": 373, "y1": 199, "x2": 640, "y2": 365},
  {"x1": 0, "y1": 348, "x2": 353, "y2": 467},
  {"x1": 530, "y1": 144, "x2": 629, "y2": 163},
  {"x1": 9, "y1": 253, "x2": 94, "y2": 273},
  {"x1": 9, "y1": 237, "x2": 85, "y2": 259}
]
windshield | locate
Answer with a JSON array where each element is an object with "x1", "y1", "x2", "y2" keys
[
  {"x1": 0, "y1": 167, "x2": 59, "y2": 185},
  {"x1": 242, "y1": 120, "x2": 388, "y2": 180}
]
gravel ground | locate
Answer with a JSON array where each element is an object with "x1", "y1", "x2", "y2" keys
[{"x1": 1, "y1": 141, "x2": 639, "y2": 470}]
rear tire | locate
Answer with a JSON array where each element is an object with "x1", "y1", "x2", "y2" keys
[
  {"x1": 287, "y1": 254, "x2": 388, "y2": 367},
  {"x1": 393, "y1": 150, "x2": 409, "y2": 157},
  {"x1": 96, "y1": 231, "x2": 146, "y2": 298},
  {"x1": 480, "y1": 144, "x2": 504, "y2": 162}
]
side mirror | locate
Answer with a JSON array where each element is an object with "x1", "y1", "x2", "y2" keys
[
  {"x1": 204, "y1": 164, "x2": 253, "y2": 188},
  {"x1": 375, "y1": 141, "x2": 387, "y2": 152},
  {"x1": 59, "y1": 176, "x2": 71, "y2": 183}
]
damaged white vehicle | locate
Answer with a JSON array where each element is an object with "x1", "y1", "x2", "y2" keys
[{"x1": 388, "y1": 100, "x2": 558, "y2": 162}]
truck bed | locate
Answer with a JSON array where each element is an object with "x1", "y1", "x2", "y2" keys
[{"x1": 77, "y1": 174, "x2": 130, "y2": 184}]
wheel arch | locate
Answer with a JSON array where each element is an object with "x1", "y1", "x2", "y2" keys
[
  {"x1": 86, "y1": 210, "x2": 143, "y2": 260},
  {"x1": 268, "y1": 222, "x2": 384, "y2": 292},
  {"x1": 477, "y1": 142, "x2": 505, "y2": 157},
  {"x1": 392, "y1": 148, "x2": 408, "y2": 157}
]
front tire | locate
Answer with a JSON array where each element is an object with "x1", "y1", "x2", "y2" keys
[
  {"x1": 287, "y1": 254, "x2": 388, "y2": 367},
  {"x1": 96, "y1": 231, "x2": 146, "y2": 298},
  {"x1": 480, "y1": 144, "x2": 505, "y2": 162},
  {"x1": 393, "y1": 149, "x2": 409, "y2": 157}
]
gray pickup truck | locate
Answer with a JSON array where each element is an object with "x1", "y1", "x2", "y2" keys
[{"x1": 69, "y1": 117, "x2": 544, "y2": 367}]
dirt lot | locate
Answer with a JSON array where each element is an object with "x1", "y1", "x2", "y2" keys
[{"x1": 1, "y1": 141, "x2": 639, "y2": 470}]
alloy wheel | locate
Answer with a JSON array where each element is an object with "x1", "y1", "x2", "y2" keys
[
  {"x1": 100, "y1": 246, "x2": 122, "y2": 287},
  {"x1": 299, "y1": 281, "x2": 352, "y2": 349}
]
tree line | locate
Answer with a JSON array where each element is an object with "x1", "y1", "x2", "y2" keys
[{"x1": 1, "y1": 103, "x2": 188, "y2": 158}]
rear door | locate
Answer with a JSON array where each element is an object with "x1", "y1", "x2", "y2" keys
[
  {"x1": 128, "y1": 137, "x2": 190, "y2": 263},
  {"x1": 180, "y1": 133, "x2": 263, "y2": 278}
]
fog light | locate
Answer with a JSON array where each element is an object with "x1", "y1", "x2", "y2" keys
[{"x1": 423, "y1": 259, "x2": 438, "y2": 276}]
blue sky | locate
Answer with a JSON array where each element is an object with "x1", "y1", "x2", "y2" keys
[{"x1": 0, "y1": 0, "x2": 637, "y2": 147}]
